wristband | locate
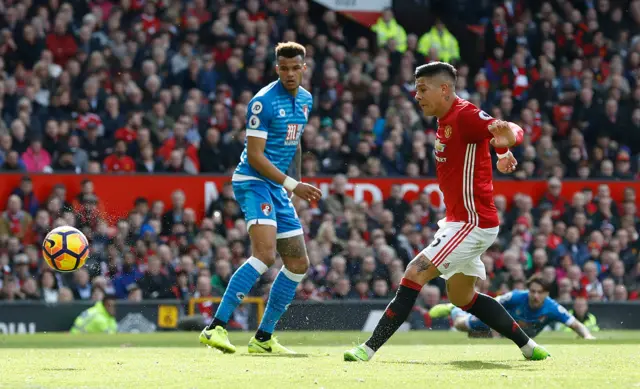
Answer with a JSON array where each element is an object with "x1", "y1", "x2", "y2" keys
[
  {"x1": 497, "y1": 150, "x2": 511, "y2": 159},
  {"x1": 283, "y1": 176, "x2": 299, "y2": 191}
]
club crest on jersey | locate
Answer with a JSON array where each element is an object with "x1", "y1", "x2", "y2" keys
[
  {"x1": 444, "y1": 125, "x2": 452, "y2": 138},
  {"x1": 279, "y1": 109, "x2": 286, "y2": 117},
  {"x1": 285, "y1": 124, "x2": 301, "y2": 145},
  {"x1": 261, "y1": 203, "x2": 272, "y2": 216},
  {"x1": 303, "y1": 105, "x2": 309, "y2": 120},
  {"x1": 434, "y1": 139, "x2": 447, "y2": 163},
  {"x1": 251, "y1": 101, "x2": 263, "y2": 114}
]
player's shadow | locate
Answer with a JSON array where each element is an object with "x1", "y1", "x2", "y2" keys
[
  {"x1": 381, "y1": 360, "x2": 531, "y2": 371},
  {"x1": 247, "y1": 353, "x2": 311, "y2": 358},
  {"x1": 42, "y1": 368, "x2": 85, "y2": 371},
  {"x1": 448, "y1": 360, "x2": 514, "y2": 370}
]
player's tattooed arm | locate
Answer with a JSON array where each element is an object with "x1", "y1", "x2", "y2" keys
[
  {"x1": 294, "y1": 143, "x2": 302, "y2": 181},
  {"x1": 285, "y1": 144, "x2": 302, "y2": 182}
]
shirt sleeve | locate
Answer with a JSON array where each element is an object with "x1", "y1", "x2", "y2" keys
[
  {"x1": 495, "y1": 291, "x2": 517, "y2": 310},
  {"x1": 550, "y1": 300, "x2": 575, "y2": 326},
  {"x1": 458, "y1": 106, "x2": 524, "y2": 154},
  {"x1": 458, "y1": 105, "x2": 498, "y2": 144},
  {"x1": 246, "y1": 98, "x2": 273, "y2": 139}
]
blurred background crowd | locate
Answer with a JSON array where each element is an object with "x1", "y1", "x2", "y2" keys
[{"x1": 1, "y1": 0, "x2": 640, "y2": 328}]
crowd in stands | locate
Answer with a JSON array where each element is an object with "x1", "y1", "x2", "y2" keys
[{"x1": 1, "y1": 0, "x2": 640, "y2": 329}]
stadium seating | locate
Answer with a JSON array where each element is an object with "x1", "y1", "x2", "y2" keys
[{"x1": 0, "y1": 0, "x2": 639, "y2": 325}]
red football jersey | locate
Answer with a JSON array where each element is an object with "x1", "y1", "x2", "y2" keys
[{"x1": 434, "y1": 97, "x2": 504, "y2": 228}]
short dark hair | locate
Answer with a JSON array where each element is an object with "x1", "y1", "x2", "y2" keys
[
  {"x1": 414, "y1": 62, "x2": 457, "y2": 82},
  {"x1": 526, "y1": 273, "x2": 551, "y2": 292},
  {"x1": 134, "y1": 197, "x2": 148, "y2": 206},
  {"x1": 275, "y1": 41, "x2": 306, "y2": 59}
]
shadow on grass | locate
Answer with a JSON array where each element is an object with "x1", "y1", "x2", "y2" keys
[
  {"x1": 448, "y1": 360, "x2": 514, "y2": 370},
  {"x1": 41, "y1": 368, "x2": 85, "y2": 371},
  {"x1": 246, "y1": 353, "x2": 311, "y2": 358},
  {"x1": 380, "y1": 359, "x2": 533, "y2": 371}
]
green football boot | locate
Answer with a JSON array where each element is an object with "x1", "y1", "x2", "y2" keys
[
  {"x1": 344, "y1": 344, "x2": 372, "y2": 362},
  {"x1": 199, "y1": 326, "x2": 236, "y2": 354},
  {"x1": 248, "y1": 336, "x2": 296, "y2": 354}
]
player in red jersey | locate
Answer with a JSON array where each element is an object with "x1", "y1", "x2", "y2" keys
[{"x1": 344, "y1": 62, "x2": 551, "y2": 362}]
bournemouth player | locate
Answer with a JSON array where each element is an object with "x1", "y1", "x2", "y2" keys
[
  {"x1": 430, "y1": 274, "x2": 597, "y2": 339},
  {"x1": 344, "y1": 62, "x2": 551, "y2": 361},
  {"x1": 199, "y1": 42, "x2": 321, "y2": 354}
]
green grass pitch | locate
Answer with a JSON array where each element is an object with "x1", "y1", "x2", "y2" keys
[{"x1": 1, "y1": 331, "x2": 639, "y2": 389}]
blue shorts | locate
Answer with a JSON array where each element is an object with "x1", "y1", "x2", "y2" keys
[{"x1": 232, "y1": 180, "x2": 302, "y2": 239}]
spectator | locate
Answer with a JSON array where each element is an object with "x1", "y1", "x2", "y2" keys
[
  {"x1": 137, "y1": 257, "x2": 173, "y2": 299},
  {"x1": 0, "y1": 195, "x2": 32, "y2": 242},
  {"x1": 371, "y1": 8, "x2": 407, "y2": 52},
  {"x1": 39, "y1": 270, "x2": 60, "y2": 303},
  {"x1": 417, "y1": 19, "x2": 460, "y2": 63},
  {"x1": 46, "y1": 18, "x2": 78, "y2": 66},
  {"x1": 71, "y1": 268, "x2": 92, "y2": 301},
  {"x1": 103, "y1": 139, "x2": 135, "y2": 173},
  {"x1": 70, "y1": 294, "x2": 117, "y2": 334},
  {"x1": 21, "y1": 138, "x2": 52, "y2": 173},
  {"x1": 113, "y1": 254, "x2": 143, "y2": 300},
  {"x1": 11, "y1": 176, "x2": 39, "y2": 216}
]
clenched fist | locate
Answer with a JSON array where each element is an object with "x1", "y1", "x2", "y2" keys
[{"x1": 496, "y1": 151, "x2": 518, "y2": 174}]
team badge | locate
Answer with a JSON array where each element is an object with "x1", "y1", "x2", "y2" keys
[
  {"x1": 249, "y1": 115, "x2": 260, "y2": 129},
  {"x1": 443, "y1": 262, "x2": 450, "y2": 269},
  {"x1": 261, "y1": 203, "x2": 272, "y2": 216},
  {"x1": 251, "y1": 101, "x2": 263, "y2": 114},
  {"x1": 302, "y1": 105, "x2": 309, "y2": 120},
  {"x1": 479, "y1": 111, "x2": 492, "y2": 120},
  {"x1": 444, "y1": 125, "x2": 452, "y2": 138},
  {"x1": 279, "y1": 109, "x2": 286, "y2": 117}
]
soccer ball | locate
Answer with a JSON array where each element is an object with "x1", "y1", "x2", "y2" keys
[{"x1": 42, "y1": 226, "x2": 89, "y2": 272}]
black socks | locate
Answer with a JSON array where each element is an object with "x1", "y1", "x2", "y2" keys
[
  {"x1": 463, "y1": 292, "x2": 530, "y2": 348},
  {"x1": 365, "y1": 278, "x2": 422, "y2": 351}
]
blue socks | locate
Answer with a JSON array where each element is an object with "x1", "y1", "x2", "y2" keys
[
  {"x1": 451, "y1": 306, "x2": 464, "y2": 321},
  {"x1": 257, "y1": 267, "x2": 305, "y2": 337},
  {"x1": 209, "y1": 257, "x2": 267, "y2": 328}
]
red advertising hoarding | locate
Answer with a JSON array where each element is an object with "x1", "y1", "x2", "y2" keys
[{"x1": 0, "y1": 173, "x2": 635, "y2": 221}]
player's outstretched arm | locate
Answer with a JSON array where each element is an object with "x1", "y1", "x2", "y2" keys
[
  {"x1": 488, "y1": 120, "x2": 524, "y2": 149},
  {"x1": 247, "y1": 137, "x2": 321, "y2": 202},
  {"x1": 568, "y1": 320, "x2": 596, "y2": 339},
  {"x1": 488, "y1": 120, "x2": 523, "y2": 175}
]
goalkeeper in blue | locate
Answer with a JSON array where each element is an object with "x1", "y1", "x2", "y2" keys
[
  {"x1": 199, "y1": 42, "x2": 321, "y2": 354},
  {"x1": 429, "y1": 274, "x2": 596, "y2": 339}
]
